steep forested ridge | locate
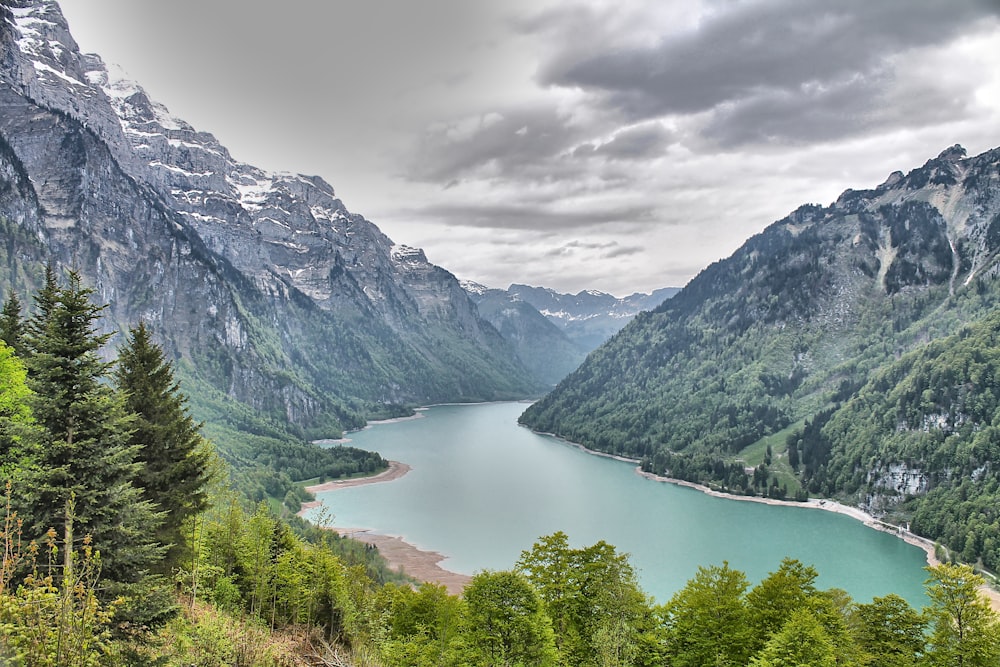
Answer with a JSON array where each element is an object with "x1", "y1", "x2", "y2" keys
[{"x1": 522, "y1": 144, "x2": 1000, "y2": 564}]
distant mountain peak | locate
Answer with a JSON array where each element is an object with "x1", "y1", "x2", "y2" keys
[{"x1": 460, "y1": 280, "x2": 490, "y2": 296}]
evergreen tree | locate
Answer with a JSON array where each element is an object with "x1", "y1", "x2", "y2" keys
[
  {"x1": 114, "y1": 321, "x2": 212, "y2": 570},
  {"x1": 21, "y1": 270, "x2": 163, "y2": 586},
  {"x1": 0, "y1": 290, "x2": 24, "y2": 357}
]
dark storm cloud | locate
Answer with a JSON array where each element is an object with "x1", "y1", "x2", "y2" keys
[
  {"x1": 537, "y1": 0, "x2": 998, "y2": 141},
  {"x1": 408, "y1": 201, "x2": 660, "y2": 231}
]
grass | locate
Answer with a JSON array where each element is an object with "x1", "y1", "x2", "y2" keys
[{"x1": 733, "y1": 420, "x2": 806, "y2": 495}]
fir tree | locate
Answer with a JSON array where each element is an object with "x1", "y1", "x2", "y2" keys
[
  {"x1": 115, "y1": 321, "x2": 212, "y2": 569},
  {"x1": 21, "y1": 270, "x2": 163, "y2": 586}
]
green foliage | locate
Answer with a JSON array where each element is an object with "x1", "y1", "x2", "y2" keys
[
  {"x1": 0, "y1": 488, "x2": 116, "y2": 666},
  {"x1": 851, "y1": 594, "x2": 926, "y2": 667},
  {"x1": 463, "y1": 569, "x2": 558, "y2": 667},
  {"x1": 748, "y1": 608, "x2": 838, "y2": 667},
  {"x1": 184, "y1": 491, "x2": 367, "y2": 643},
  {"x1": 0, "y1": 290, "x2": 24, "y2": 357},
  {"x1": 923, "y1": 563, "x2": 1000, "y2": 666},
  {"x1": 661, "y1": 562, "x2": 751, "y2": 667},
  {"x1": 745, "y1": 556, "x2": 820, "y2": 650},
  {"x1": 0, "y1": 340, "x2": 33, "y2": 483},
  {"x1": 375, "y1": 583, "x2": 471, "y2": 666},
  {"x1": 516, "y1": 531, "x2": 658, "y2": 666}
]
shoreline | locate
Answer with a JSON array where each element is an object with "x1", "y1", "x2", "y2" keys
[
  {"x1": 300, "y1": 459, "x2": 413, "y2": 497},
  {"x1": 298, "y1": 459, "x2": 472, "y2": 595}
]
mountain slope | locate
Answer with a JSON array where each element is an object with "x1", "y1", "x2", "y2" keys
[
  {"x1": 793, "y1": 310, "x2": 1000, "y2": 569},
  {"x1": 0, "y1": 1, "x2": 542, "y2": 477},
  {"x1": 521, "y1": 145, "x2": 1000, "y2": 512}
]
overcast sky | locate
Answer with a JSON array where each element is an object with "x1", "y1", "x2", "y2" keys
[{"x1": 57, "y1": 0, "x2": 1000, "y2": 296}]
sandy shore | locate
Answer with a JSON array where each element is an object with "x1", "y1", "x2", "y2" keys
[
  {"x1": 335, "y1": 529, "x2": 472, "y2": 595},
  {"x1": 366, "y1": 411, "x2": 426, "y2": 426},
  {"x1": 301, "y1": 459, "x2": 412, "y2": 497},
  {"x1": 298, "y1": 459, "x2": 472, "y2": 595}
]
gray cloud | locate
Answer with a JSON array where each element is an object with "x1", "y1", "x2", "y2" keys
[
  {"x1": 574, "y1": 122, "x2": 674, "y2": 160},
  {"x1": 538, "y1": 0, "x2": 998, "y2": 141},
  {"x1": 406, "y1": 201, "x2": 660, "y2": 231},
  {"x1": 702, "y1": 64, "x2": 975, "y2": 146},
  {"x1": 602, "y1": 244, "x2": 644, "y2": 259},
  {"x1": 407, "y1": 106, "x2": 588, "y2": 183},
  {"x1": 58, "y1": 0, "x2": 1000, "y2": 296}
]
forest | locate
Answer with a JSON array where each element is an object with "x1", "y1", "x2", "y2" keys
[{"x1": 0, "y1": 269, "x2": 999, "y2": 666}]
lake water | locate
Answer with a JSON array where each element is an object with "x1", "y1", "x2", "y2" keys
[{"x1": 306, "y1": 402, "x2": 930, "y2": 605}]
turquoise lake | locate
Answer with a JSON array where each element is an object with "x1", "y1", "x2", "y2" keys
[{"x1": 306, "y1": 402, "x2": 930, "y2": 605}]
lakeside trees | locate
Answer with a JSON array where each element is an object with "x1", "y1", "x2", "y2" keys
[{"x1": 369, "y1": 538, "x2": 1000, "y2": 667}]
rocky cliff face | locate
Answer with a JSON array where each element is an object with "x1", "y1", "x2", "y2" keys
[{"x1": 0, "y1": 0, "x2": 540, "y2": 436}]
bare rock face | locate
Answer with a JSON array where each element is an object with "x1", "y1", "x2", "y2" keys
[{"x1": 0, "y1": 0, "x2": 540, "y2": 432}]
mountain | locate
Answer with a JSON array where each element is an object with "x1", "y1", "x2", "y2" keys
[
  {"x1": 520, "y1": 144, "x2": 1000, "y2": 564},
  {"x1": 507, "y1": 284, "x2": 680, "y2": 351},
  {"x1": 462, "y1": 281, "x2": 588, "y2": 386},
  {"x1": 0, "y1": 1, "x2": 542, "y2": 485}
]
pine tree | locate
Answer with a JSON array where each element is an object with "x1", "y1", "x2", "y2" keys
[
  {"x1": 21, "y1": 269, "x2": 163, "y2": 586},
  {"x1": 114, "y1": 321, "x2": 212, "y2": 570}
]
